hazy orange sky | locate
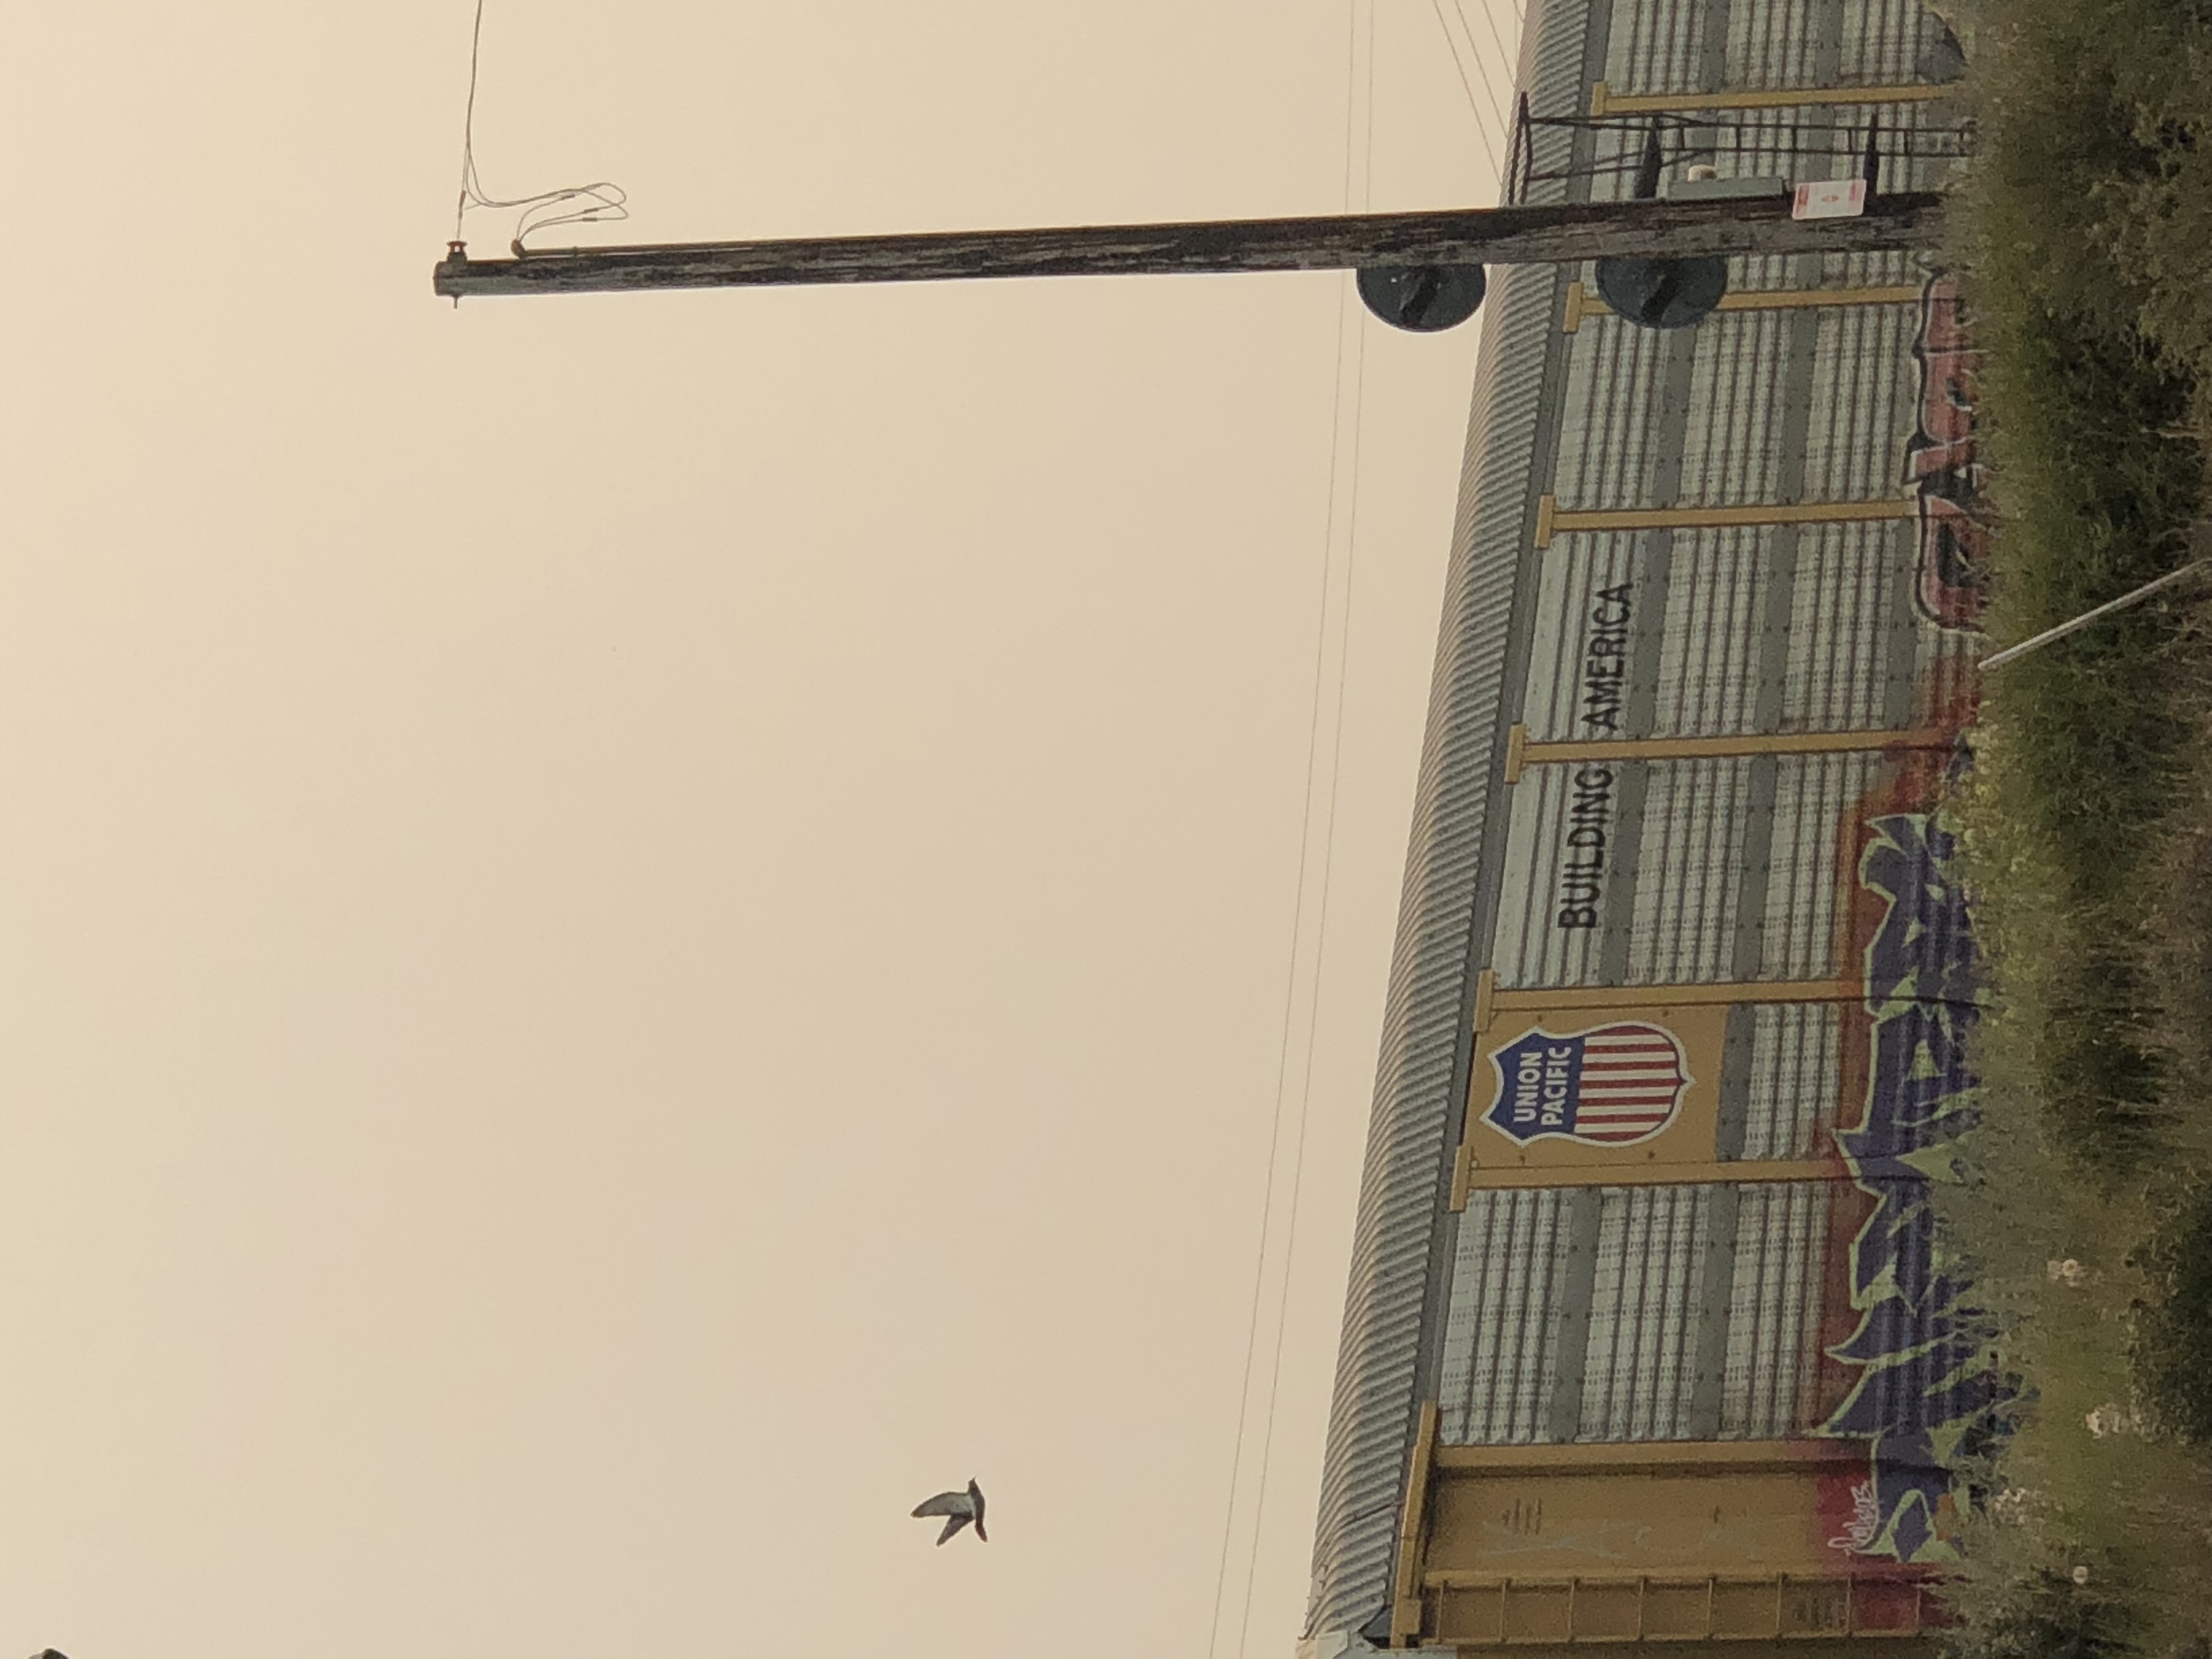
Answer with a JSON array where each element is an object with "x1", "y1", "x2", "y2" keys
[{"x1": 0, "y1": 4, "x2": 1517, "y2": 1655}]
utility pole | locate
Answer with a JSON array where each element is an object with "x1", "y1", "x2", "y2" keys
[{"x1": 432, "y1": 189, "x2": 1941, "y2": 320}]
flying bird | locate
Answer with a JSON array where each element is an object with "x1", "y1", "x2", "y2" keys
[{"x1": 911, "y1": 1479, "x2": 988, "y2": 1544}]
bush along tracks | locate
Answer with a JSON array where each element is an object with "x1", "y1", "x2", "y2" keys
[{"x1": 1931, "y1": 0, "x2": 2212, "y2": 1651}]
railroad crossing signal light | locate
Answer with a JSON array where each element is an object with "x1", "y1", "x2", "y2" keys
[
  {"x1": 1593, "y1": 252, "x2": 1729, "y2": 329},
  {"x1": 1357, "y1": 263, "x2": 1488, "y2": 332}
]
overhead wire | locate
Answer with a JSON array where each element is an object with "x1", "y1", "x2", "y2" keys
[
  {"x1": 1431, "y1": 0, "x2": 1509, "y2": 125},
  {"x1": 1204, "y1": 4, "x2": 1374, "y2": 1657},
  {"x1": 1209, "y1": 0, "x2": 1527, "y2": 1646},
  {"x1": 1234, "y1": 277, "x2": 1368, "y2": 1659},
  {"x1": 453, "y1": 0, "x2": 629, "y2": 250},
  {"x1": 1428, "y1": 0, "x2": 1508, "y2": 176},
  {"x1": 1455, "y1": 0, "x2": 1525, "y2": 104}
]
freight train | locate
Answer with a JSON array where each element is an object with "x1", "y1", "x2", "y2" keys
[{"x1": 1301, "y1": 0, "x2": 1983, "y2": 1651}]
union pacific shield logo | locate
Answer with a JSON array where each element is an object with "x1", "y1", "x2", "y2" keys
[{"x1": 1482, "y1": 1023, "x2": 1691, "y2": 1147}]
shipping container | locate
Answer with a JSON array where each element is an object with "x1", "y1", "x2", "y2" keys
[{"x1": 1301, "y1": 0, "x2": 1983, "y2": 1652}]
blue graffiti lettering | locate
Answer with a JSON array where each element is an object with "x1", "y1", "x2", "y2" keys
[{"x1": 1818, "y1": 813, "x2": 1997, "y2": 1563}]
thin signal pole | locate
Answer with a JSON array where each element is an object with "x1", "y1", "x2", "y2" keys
[{"x1": 1979, "y1": 559, "x2": 2210, "y2": 669}]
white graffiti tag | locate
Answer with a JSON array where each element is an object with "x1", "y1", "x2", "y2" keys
[{"x1": 1827, "y1": 1480, "x2": 1883, "y2": 1554}]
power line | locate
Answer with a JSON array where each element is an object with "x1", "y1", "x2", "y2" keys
[
  {"x1": 1455, "y1": 0, "x2": 1523, "y2": 103},
  {"x1": 453, "y1": 0, "x2": 628, "y2": 249},
  {"x1": 1205, "y1": 6, "x2": 1373, "y2": 1656},
  {"x1": 1427, "y1": 0, "x2": 1508, "y2": 178},
  {"x1": 1353, "y1": 0, "x2": 1371, "y2": 211},
  {"x1": 1201, "y1": 250, "x2": 1355, "y2": 1659},
  {"x1": 1235, "y1": 294, "x2": 1368, "y2": 1659}
]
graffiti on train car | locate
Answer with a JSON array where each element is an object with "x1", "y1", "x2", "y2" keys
[
  {"x1": 1904, "y1": 276, "x2": 1990, "y2": 630},
  {"x1": 1819, "y1": 812, "x2": 1996, "y2": 1562}
]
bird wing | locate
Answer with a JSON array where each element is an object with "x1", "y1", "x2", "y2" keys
[
  {"x1": 935, "y1": 1513, "x2": 973, "y2": 1545},
  {"x1": 911, "y1": 1489, "x2": 972, "y2": 1520}
]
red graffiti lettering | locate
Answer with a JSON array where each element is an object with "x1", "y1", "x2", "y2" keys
[{"x1": 1902, "y1": 276, "x2": 1989, "y2": 630}]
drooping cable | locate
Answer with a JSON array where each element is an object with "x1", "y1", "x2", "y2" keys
[{"x1": 453, "y1": 0, "x2": 629, "y2": 250}]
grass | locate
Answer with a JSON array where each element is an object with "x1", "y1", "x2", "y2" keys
[{"x1": 1929, "y1": 0, "x2": 2212, "y2": 1649}]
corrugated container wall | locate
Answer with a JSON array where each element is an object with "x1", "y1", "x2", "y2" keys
[{"x1": 1301, "y1": 0, "x2": 1983, "y2": 1651}]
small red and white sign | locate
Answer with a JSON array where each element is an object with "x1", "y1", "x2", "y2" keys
[{"x1": 1792, "y1": 178, "x2": 1868, "y2": 219}]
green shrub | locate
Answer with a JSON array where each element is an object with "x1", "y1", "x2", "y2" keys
[
  {"x1": 1931, "y1": 0, "x2": 2212, "y2": 1647},
  {"x1": 2132, "y1": 1183, "x2": 2212, "y2": 1443}
]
